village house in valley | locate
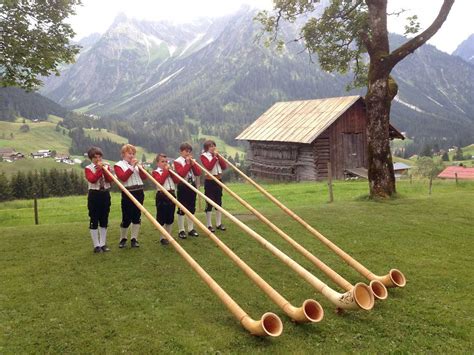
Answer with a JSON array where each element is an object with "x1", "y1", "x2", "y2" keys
[
  {"x1": 237, "y1": 96, "x2": 404, "y2": 181},
  {"x1": 0, "y1": 148, "x2": 25, "y2": 162},
  {"x1": 30, "y1": 149, "x2": 52, "y2": 159}
]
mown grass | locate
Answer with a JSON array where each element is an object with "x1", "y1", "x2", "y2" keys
[
  {"x1": 0, "y1": 179, "x2": 473, "y2": 353},
  {"x1": 0, "y1": 120, "x2": 71, "y2": 154}
]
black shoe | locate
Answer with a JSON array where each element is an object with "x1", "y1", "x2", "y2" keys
[
  {"x1": 178, "y1": 231, "x2": 187, "y2": 239},
  {"x1": 131, "y1": 238, "x2": 140, "y2": 248},
  {"x1": 216, "y1": 225, "x2": 226, "y2": 231},
  {"x1": 94, "y1": 246, "x2": 102, "y2": 253},
  {"x1": 119, "y1": 238, "x2": 127, "y2": 248},
  {"x1": 208, "y1": 226, "x2": 215, "y2": 233},
  {"x1": 188, "y1": 229, "x2": 199, "y2": 237},
  {"x1": 160, "y1": 238, "x2": 169, "y2": 246},
  {"x1": 101, "y1": 245, "x2": 110, "y2": 252}
]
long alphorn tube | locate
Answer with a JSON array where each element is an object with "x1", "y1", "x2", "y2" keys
[
  {"x1": 219, "y1": 155, "x2": 406, "y2": 289},
  {"x1": 194, "y1": 161, "x2": 387, "y2": 301},
  {"x1": 103, "y1": 168, "x2": 283, "y2": 337},
  {"x1": 169, "y1": 168, "x2": 374, "y2": 311},
  {"x1": 139, "y1": 166, "x2": 323, "y2": 323}
]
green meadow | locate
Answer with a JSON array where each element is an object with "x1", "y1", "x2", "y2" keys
[
  {"x1": 0, "y1": 180, "x2": 473, "y2": 353},
  {"x1": 0, "y1": 120, "x2": 72, "y2": 154}
]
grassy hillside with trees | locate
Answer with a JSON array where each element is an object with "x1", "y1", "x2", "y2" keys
[{"x1": 0, "y1": 120, "x2": 72, "y2": 154}]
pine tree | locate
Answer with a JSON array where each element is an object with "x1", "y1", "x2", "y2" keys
[
  {"x1": 420, "y1": 144, "x2": 433, "y2": 157},
  {"x1": 454, "y1": 148, "x2": 464, "y2": 161},
  {"x1": 60, "y1": 170, "x2": 73, "y2": 196},
  {"x1": 10, "y1": 171, "x2": 28, "y2": 199},
  {"x1": 38, "y1": 169, "x2": 50, "y2": 198},
  {"x1": 48, "y1": 169, "x2": 61, "y2": 196},
  {"x1": 0, "y1": 173, "x2": 13, "y2": 201}
]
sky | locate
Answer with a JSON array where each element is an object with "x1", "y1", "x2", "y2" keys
[{"x1": 69, "y1": 0, "x2": 474, "y2": 54}]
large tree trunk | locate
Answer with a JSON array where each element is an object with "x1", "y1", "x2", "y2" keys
[
  {"x1": 365, "y1": 0, "x2": 395, "y2": 198},
  {"x1": 365, "y1": 76, "x2": 396, "y2": 198}
]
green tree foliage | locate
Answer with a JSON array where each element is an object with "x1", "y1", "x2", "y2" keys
[
  {"x1": 416, "y1": 157, "x2": 444, "y2": 179},
  {"x1": 257, "y1": 0, "x2": 454, "y2": 198},
  {"x1": 1, "y1": 0, "x2": 82, "y2": 90},
  {"x1": 0, "y1": 87, "x2": 69, "y2": 120},
  {"x1": 0, "y1": 173, "x2": 13, "y2": 201},
  {"x1": 10, "y1": 171, "x2": 28, "y2": 199},
  {"x1": 420, "y1": 144, "x2": 433, "y2": 157},
  {"x1": 441, "y1": 151, "x2": 450, "y2": 161},
  {"x1": 69, "y1": 127, "x2": 122, "y2": 160},
  {"x1": 6, "y1": 168, "x2": 87, "y2": 200},
  {"x1": 453, "y1": 147, "x2": 464, "y2": 161}
]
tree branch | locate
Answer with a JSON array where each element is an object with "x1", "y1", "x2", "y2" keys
[{"x1": 387, "y1": 0, "x2": 455, "y2": 67}]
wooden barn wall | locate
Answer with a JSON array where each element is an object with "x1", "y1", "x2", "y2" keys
[
  {"x1": 326, "y1": 101, "x2": 368, "y2": 179},
  {"x1": 247, "y1": 141, "x2": 300, "y2": 181},
  {"x1": 296, "y1": 144, "x2": 317, "y2": 181},
  {"x1": 312, "y1": 132, "x2": 330, "y2": 180}
]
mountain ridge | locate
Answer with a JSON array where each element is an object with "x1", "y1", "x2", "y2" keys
[{"x1": 39, "y1": 10, "x2": 474, "y2": 147}]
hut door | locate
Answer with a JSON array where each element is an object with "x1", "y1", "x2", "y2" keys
[{"x1": 342, "y1": 133, "x2": 364, "y2": 169}]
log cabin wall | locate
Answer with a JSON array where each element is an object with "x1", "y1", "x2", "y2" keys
[
  {"x1": 248, "y1": 141, "x2": 300, "y2": 181},
  {"x1": 312, "y1": 132, "x2": 330, "y2": 180},
  {"x1": 295, "y1": 144, "x2": 317, "y2": 181}
]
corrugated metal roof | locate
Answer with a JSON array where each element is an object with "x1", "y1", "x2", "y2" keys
[
  {"x1": 438, "y1": 166, "x2": 474, "y2": 180},
  {"x1": 236, "y1": 96, "x2": 362, "y2": 143},
  {"x1": 393, "y1": 162, "x2": 412, "y2": 170}
]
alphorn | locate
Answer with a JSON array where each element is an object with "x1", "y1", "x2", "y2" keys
[
  {"x1": 219, "y1": 155, "x2": 406, "y2": 289},
  {"x1": 139, "y1": 166, "x2": 323, "y2": 324},
  {"x1": 194, "y1": 161, "x2": 387, "y2": 301},
  {"x1": 103, "y1": 168, "x2": 283, "y2": 337},
  {"x1": 169, "y1": 168, "x2": 374, "y2": 311}
]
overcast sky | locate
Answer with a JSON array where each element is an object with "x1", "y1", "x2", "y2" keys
[{"x1": 69, "y1": 0, "x2": 473, "y2": 54}]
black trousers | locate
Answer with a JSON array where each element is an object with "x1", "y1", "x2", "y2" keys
[
  {"x1": 204, "y1": 179, "x2": 223, "y2": 212},
  {"x1": 177, "y1": 181, "x2": 196, "y2": 215},
  {"x1": 88, "y1": 190, "x2": 111, "y2": 229},
  {"x1": 156, "y1": 191, "x2": 176, "y2": 225},
  {"x1": 121, "y1": 189, "x2": 144, "y2": 228}
]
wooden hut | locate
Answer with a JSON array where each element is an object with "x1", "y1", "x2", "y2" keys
[{"x1": 236, "y1": 95, "x2": 403, "y2": 181}]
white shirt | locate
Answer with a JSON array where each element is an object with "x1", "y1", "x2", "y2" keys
[
  {"x1": 154, "y1": 167, "x2": 176, "y2": 191},
  {"x1": 115, "y1": 160, "x2": 144, "y2": 187},
  {"x1": 202, "y1": 151, "x2": 223, "y2": 175},
  {"x1": 174, "y1": 156, "x2": 196, "y2": 182},
  {"x1": 86, "y1": 163, "x2": 111, "y2": 190}
]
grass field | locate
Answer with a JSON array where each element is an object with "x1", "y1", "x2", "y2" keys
[
  {"x1": 0, "y1": 179, "x2": 473, "y2": 353},
  {"x1": 0, "y1": 120, "x2": 71, "y2": 154}
]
